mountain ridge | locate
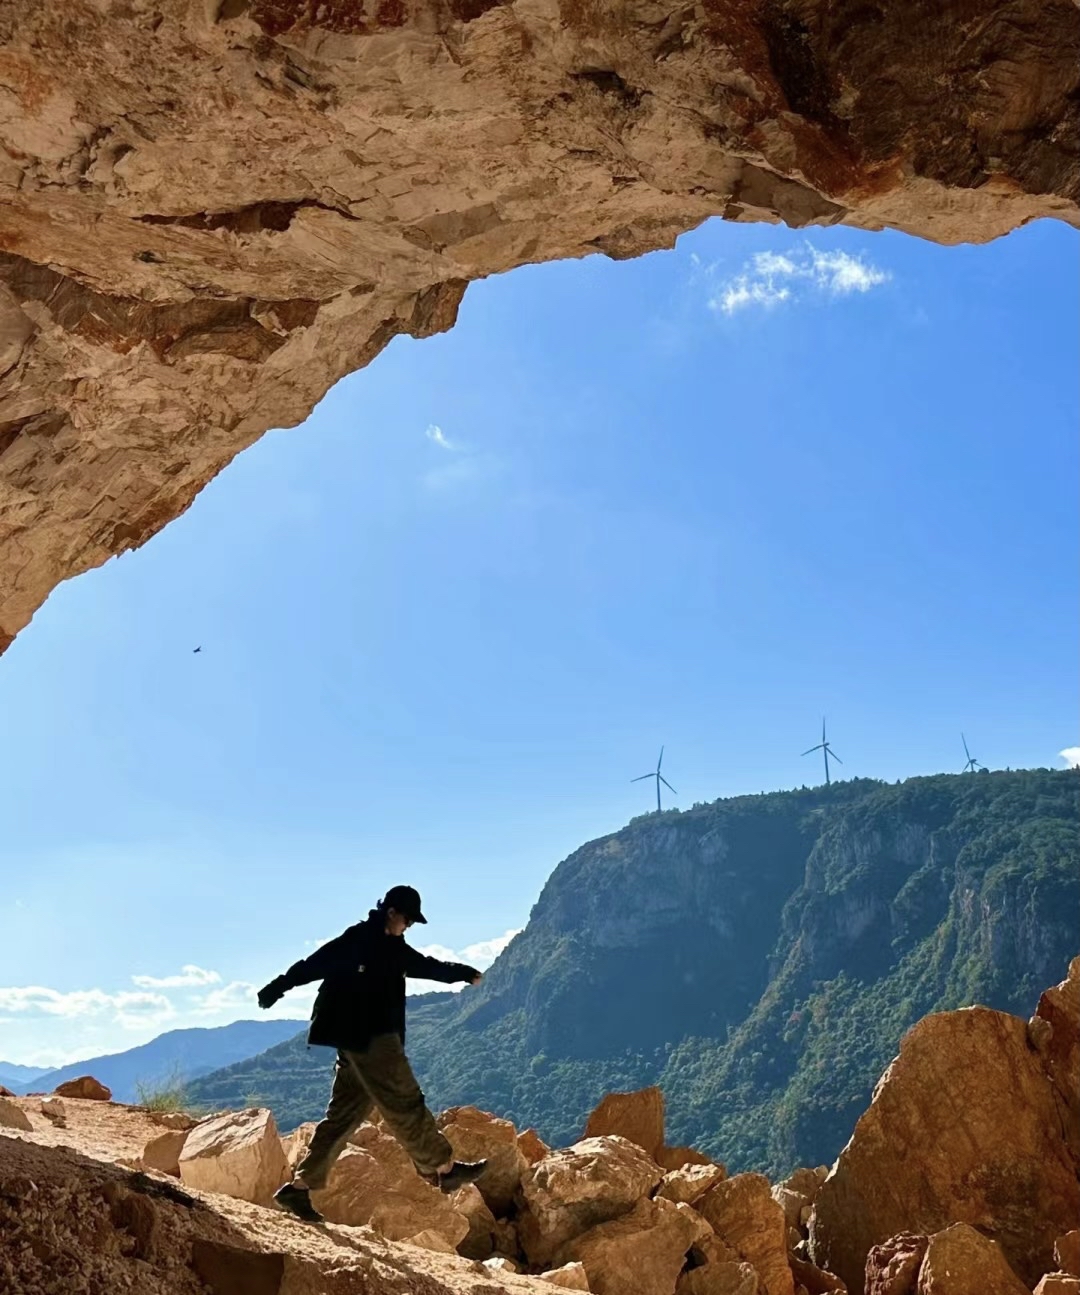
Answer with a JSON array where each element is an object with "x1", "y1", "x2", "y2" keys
[{"x1": 187, "y1": 768, "x2": 1078, "y2": 1175}]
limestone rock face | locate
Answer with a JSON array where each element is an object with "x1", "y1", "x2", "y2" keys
[
  {"x1": 655, "y1": 1162, "x2": 728, "y2": 1206},
  {"x1": 1, "y1": 0, "x2": 1078, "y2": 650},
  {"x1": 141, "y1": 1128, "x2": 188, "y2": 1177},
  {"x1": 864, "y1": 1234, "x2": 928, "y2": 1295},
  {"x1": 437, "y1": 1105, "x2": 527, "y2": 1215},
  {"x1": 584, "y1": 1086, "x2": 665, "y2": 1161},
  {"x1": 1033, "y1": 956, "x2": 1080, "y2": 1162},
  {"x1": 914, "y1": 1224, "x2": 1027, "y2": 1295},
  {"x1": 677, "y1": 1260, "x2": 759, "y2": 1295},
  {"x1": 808, "y1": 1006, "x2": 1080, "y2": 1292},
  {"x1": 557, "y1": 1196, "x2": 710, "y2": 1295},
  {"x1": 178, "y1": 1107, "x2": 287, "y2": 1206},
  {"x1": 54, "y1": 1076, "x2": 111, "y2": 1101},
  {"x1": 519, "y1": 1135, "x2": 664, "y2": 1265},
  {"x1": 657, "y1": 1147, "x2": 718, "y2": 1172},
  {"x1": 0, "y1": 1096, "x2": 33, "y2": 1131},
  {"x1": 453, "y1": 1181, "x2": 499, "y2": 1260},
  {"x1": 695, "y1": 1173, "x2": 794, "y2": 1295}
]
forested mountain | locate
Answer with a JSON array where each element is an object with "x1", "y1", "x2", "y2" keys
[{"x1": 187, "y1": 768, "x2": 1078, "y2": 1176}]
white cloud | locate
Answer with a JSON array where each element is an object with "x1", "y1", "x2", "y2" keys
[
  {"x1": 710, "y1": 243, "x2": 890, "y2": 316},
  {"x1": 425, "y1": 424, "x2": 458, "y2": 451},
  {"x1": 190, "y1": 980, "x2": 257, "y2": 1015},
  {"x1": 462, "y1": 929, "x2": 521, "y2": 964},
  {"x1": 131, "y1": 964, "x2": 221, "y2": 989},
  {"x1": 1060, "y1": 746, "x2": 1080, "y2": 768},
  {"x1": 0, "y1": 985, "x2": 175, "y2": 1029}
]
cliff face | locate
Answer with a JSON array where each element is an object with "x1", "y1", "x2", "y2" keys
[{"x1": 2, "y1": 0, "x2": 1079, "y2": 646}]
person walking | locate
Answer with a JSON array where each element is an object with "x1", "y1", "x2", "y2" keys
[{"x1": 257, "y1": 884, "x2": 487, "y2": 1223}]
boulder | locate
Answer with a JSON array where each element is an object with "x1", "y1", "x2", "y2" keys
[
  {"x1": 809, "y1": 1006, "x2": 1080, "y2": 1292},
  {"x1": 281, "y1": 1121, "x2": 318, "y2": 1170},
  {"x1": 0, "y1": 1085, "x2": 14, "y2": 1097},
  {"x1": 519, "y1": 1128, "x2": 551, "y2": 1166},
  {"x1": 453, "y1": 1183, "x2": 498, "y2": 1261},
  {"x1": 518, "y1": 1135, "x2": 664, "y2": 1266},
  {"x1": 655, "y1": 1163, "x2": 728, "y2": 1206},
  {"x1": 789, "y1": 1254, "x2": 846, "y2": 1294},
  {"x1": 178, "y1": 1108, "x2": 288, "y2": 1206},
  {"x1": 311, "y1": 1127, "x2": 468, "y2": 1250},
  {"x1": 1033, "y1": 957, "x2": 1080, "y2": 1163},
  {"x1": 584, "y1": 1088, "x2": 665, "y2": 1162},
  {"x1": 558, "y1": 1197, "x2": 710, "y2": 1295},
  {"x1": 0, "y1": 1097, "x2": 32, "y2": 1131},
  {"x1": 142, "y1": 1128, "x2": 188, "y2": 1177},
  {"x1": 915, "y1": 1224, "x2": 1027, "y2": 1295},
  {"x1": 54, "y1": 1076, "x2": 111, "y2": 1101},
  {"x1": 677, "y1": 1261, "x2": 759, "y2": 1295},
  {"x1": 773, "y1": 1186, "x2": 813, "y2": 1233},
  {"x1": 1035, "y1": 1279, "x2": 1080, "y2": 1295},
  {"x1": 1056, "y1": 1232, "x2": 1080, "y2": 1277},
  {"x1": 40, "y1": 1098, "x2": 66, "y2": 1123},
  {"x1": 695, "y1": 1172, "x2": 794, "y2": 1295},
  {"x1": 657, "y1": 1147, "x2": 718, "y2": 1171},
  {"x1": 149, "y1": 1110, "x2": 198, "y2": 1131},
  {"x1": 484, "y1": 1256, "x2": 521, "y2": 1274},
  {"x1": 539, "y1": 1262, "x2": 591, "y2": 1289},
  {"x1": 437, "y1": 1105, "x2": 527, "y2": 1216},
  {"x1": 864, "y1": 1234, "x2": 927, "y2": 1295},
  {"x1": 493, "y1": 1218, "x2": 520, "y2": 1258}
]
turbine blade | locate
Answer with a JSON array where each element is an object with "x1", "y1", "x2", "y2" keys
[
  {"x1": 631, "y1": 774, "x2": 652, "y2": 782},
  {"x1": 830, "y1": 751, "x2": 843, "y2": 764},
  {"x1": 801, "y1": 745, "x2": 823, "y2": 756},
  {"x1": 657, "y1": 745, "x2": 665, "y2": 772},
  {"x1": 822, "y1": 716, "x2": 827, "y2": 742},
  {"x1": 962, "y1": 734, "x2": 971, "y2": 759},
  {"x1": 660, "y1": 776, "x2": 677, "y2": 794}
]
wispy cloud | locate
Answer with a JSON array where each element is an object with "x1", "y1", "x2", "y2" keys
[
  {"x1": 710, "y1": 244, "x2": 891, "y2": 316},
  {"x1": 461, "y1": 929, "x2": 520, "y2": 963},
  {"x1": 131, "y1": 964, "x2": 221, "y2": 990},
  {"x1": 1060, "y1": 746, "x2": 1080, "y2": 769},
  {"x1": 411, "y1": 927, "x2": 522, "y2": 994},
  {"x1": 425, "y1": 424, "x2": 458, "y2": 451}
]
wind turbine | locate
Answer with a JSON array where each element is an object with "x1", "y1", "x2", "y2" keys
[
  {"x1": 632, "y1": 746, "x2": 676, "y2": 812},
  {"x1": 961, "y1": 734, "x2": 982, "y2": 773},
  {"x1": 802, "y1": 717, "x2": 843, "y2": 786}
]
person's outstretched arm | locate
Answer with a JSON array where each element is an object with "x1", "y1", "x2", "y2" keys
[
  {"x1": 403, "y1": 943, "x2": 482, "y2": 986},
  {"x1": 257, "y1": 926, "x2": 359, "y2": 1008}
]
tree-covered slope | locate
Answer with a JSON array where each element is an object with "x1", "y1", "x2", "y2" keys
[{"x1": 188, "y1": 769, "x2": 1078, "y2": 1176}]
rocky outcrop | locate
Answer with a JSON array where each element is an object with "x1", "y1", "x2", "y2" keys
[
  {"x1": 556, "y1": 1197, "x2": 710, "y2": 1295},
  {"x1": 915, "y1": 1224, "x2": 1028, "y2": 1295},
  {"x1": 2, "y1": 1, "x2": 1079, "y2": 647},
  {"x1": 313, "y1": 1122, "x2": 469, "y2": 1248},
  {"x1": 655, "y1": 1162, "x2": 728, "y2": 1206},
  {"x1": 140, "y1": 1128, "x2": 189, "y2": 1177},
  {"x1": 54, "y1": 1076, "x2": 111, "y2": 1101},
  {"x1": 695, "y1": 1173, "x2": 793, "y2": 1295},
  {"x1": 864, "y1": 1234, "x2": 927, "y2": 1295},
  {"x1": 540, "y1": 1262, "x2": 592, "y2": 1289},
  {"x1": 1056, "y1": 1233, "x2": 1080, "y2": 1278},
  {"x1": 437, "y1": 1104, "x2": 527, "y2": 1215},
  {"x1": 0, "y1": 1097, "x2": 33, "y2": 1131},
  {"x1": 178, "y1": 1107, "x2": 288, "y2": 1206},
  {"x1": 1031, "y1": 956, "x2": 1080, "y2": 1162},
  {"x1": 584, "y1": 1087, "x2": 666, "y2": 1161},
  {"x1": 518, "y1": 1135, "x2": 664, "y2": 1265},
  {"x1": 808, "y1": 1004, "x2": 1080, "y2": 1292}
]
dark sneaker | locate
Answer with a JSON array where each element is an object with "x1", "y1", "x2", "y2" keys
[
  {"x1": 273, "y1": 1182, "x2": 324, "y2": 1223},
  {"x1": 432, "y1": 1160, "x2": 487, "y2": 1193}
]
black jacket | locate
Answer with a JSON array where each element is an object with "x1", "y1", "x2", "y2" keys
[{"x1": 277, "y1": 912, "x2": 479, "y2": 1052}]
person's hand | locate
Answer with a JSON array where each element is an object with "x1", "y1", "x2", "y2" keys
[{"x1": 257, "y1": 977, "x2": 287, "y2": 1009}]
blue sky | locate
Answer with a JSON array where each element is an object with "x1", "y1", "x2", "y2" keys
[{"x1": 2, "y1": 216, "x2": 1077, "y2": 1066}]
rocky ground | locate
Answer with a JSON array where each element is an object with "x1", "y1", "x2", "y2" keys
[{"x1": 1, "y1": 957, "x2": 1077, "y2": 1295}]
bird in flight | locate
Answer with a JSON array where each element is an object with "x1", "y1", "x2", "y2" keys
[{"x1": 193, "y1": 646, "x2": 202, "y2": 654}]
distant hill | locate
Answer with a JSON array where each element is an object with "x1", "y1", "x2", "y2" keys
[
  {"x1": 0, "y1": 1061, "x2": 51, "y2": 1086},
  {"x1": 13, "y1": 1019, "x2": 307, "y2": 1102},
  {"x1": 188, "y1": 769, "x2": 1078, "y2": 1176}
]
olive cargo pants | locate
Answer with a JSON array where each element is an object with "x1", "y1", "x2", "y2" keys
[{"x1": 294, "y1": 1032, "x2": 453, "y2": 1189}]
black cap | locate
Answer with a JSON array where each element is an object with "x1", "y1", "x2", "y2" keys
[{"x1": 383, "y1": 884, "x2": 427, "y2": 924}]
